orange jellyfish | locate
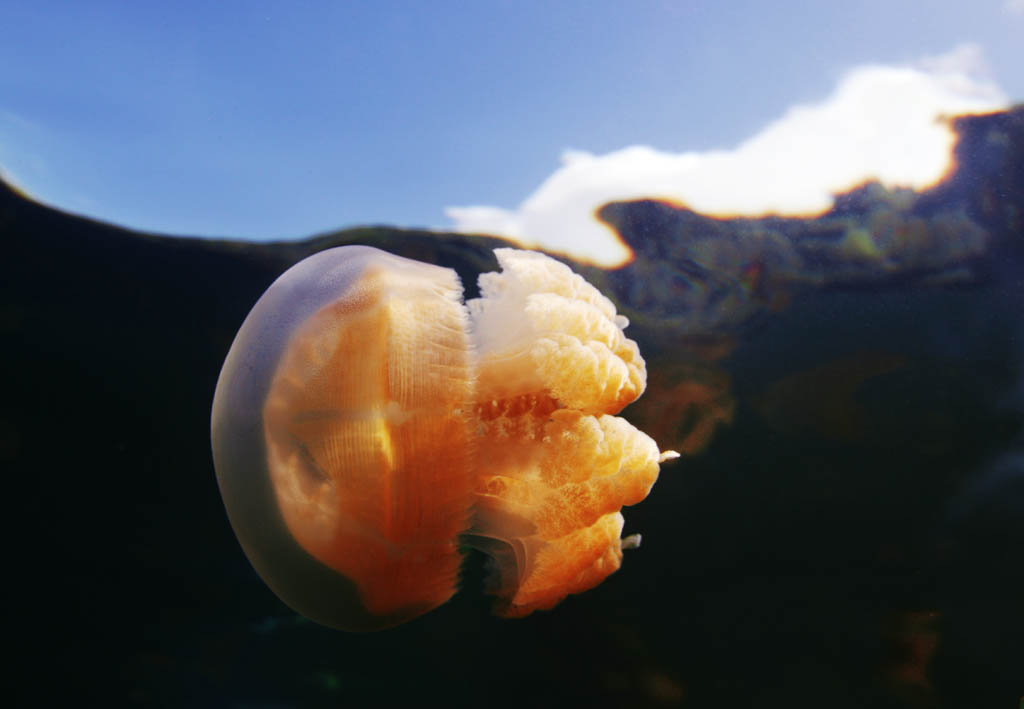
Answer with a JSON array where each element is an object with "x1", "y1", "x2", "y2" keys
[{"x1": 211, "y1": 246, "x2": 677, "y2": 631}]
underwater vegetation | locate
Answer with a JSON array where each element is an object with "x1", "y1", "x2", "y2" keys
[
  {"x1": 212, "y1": 245, "x2": 675, "y2": 629},
  {"x1": 4, "y1": 107, "x2": 1023, "y2": 706}
]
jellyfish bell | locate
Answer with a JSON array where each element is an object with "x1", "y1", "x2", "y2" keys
[
  {"x1": 211, "y1": 246, "x2": 472, "y2": 631},
  {"x1": 211, "y1": 245, "x2": 676, "y2": 631}
]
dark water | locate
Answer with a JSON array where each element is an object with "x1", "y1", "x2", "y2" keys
[{"x1": 3, "y1": 108, "x2": 1022, "y2": 708}]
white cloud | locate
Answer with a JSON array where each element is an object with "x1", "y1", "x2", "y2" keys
[{"x1": 445, "y1": 44, "x2": 1009, "y2": 267}]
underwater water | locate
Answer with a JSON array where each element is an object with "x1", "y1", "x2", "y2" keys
[{"x1": 4, "y1": 108, "x2": 1022, "y2": 708}]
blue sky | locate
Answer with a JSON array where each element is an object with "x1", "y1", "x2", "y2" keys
[{"x1": 2, "y1": 1, "x2": 1022, "y2": 263}]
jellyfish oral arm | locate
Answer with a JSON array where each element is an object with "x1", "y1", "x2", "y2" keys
[{"x1": 462, "y1": 249, "x2": 667, "y2": 617}]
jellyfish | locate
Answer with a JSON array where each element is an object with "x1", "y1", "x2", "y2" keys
[{"x1": 211, "y1": 245, "x2": 677, "y2": 631}]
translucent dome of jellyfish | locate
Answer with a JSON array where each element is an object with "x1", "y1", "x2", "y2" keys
[{"x1": 211, "y1": 245, "x2": 678, "y2": 631}]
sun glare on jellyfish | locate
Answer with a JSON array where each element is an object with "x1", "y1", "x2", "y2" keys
[{"x1": 211, "y1": 246, "x2": 677, "y2": 631}]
